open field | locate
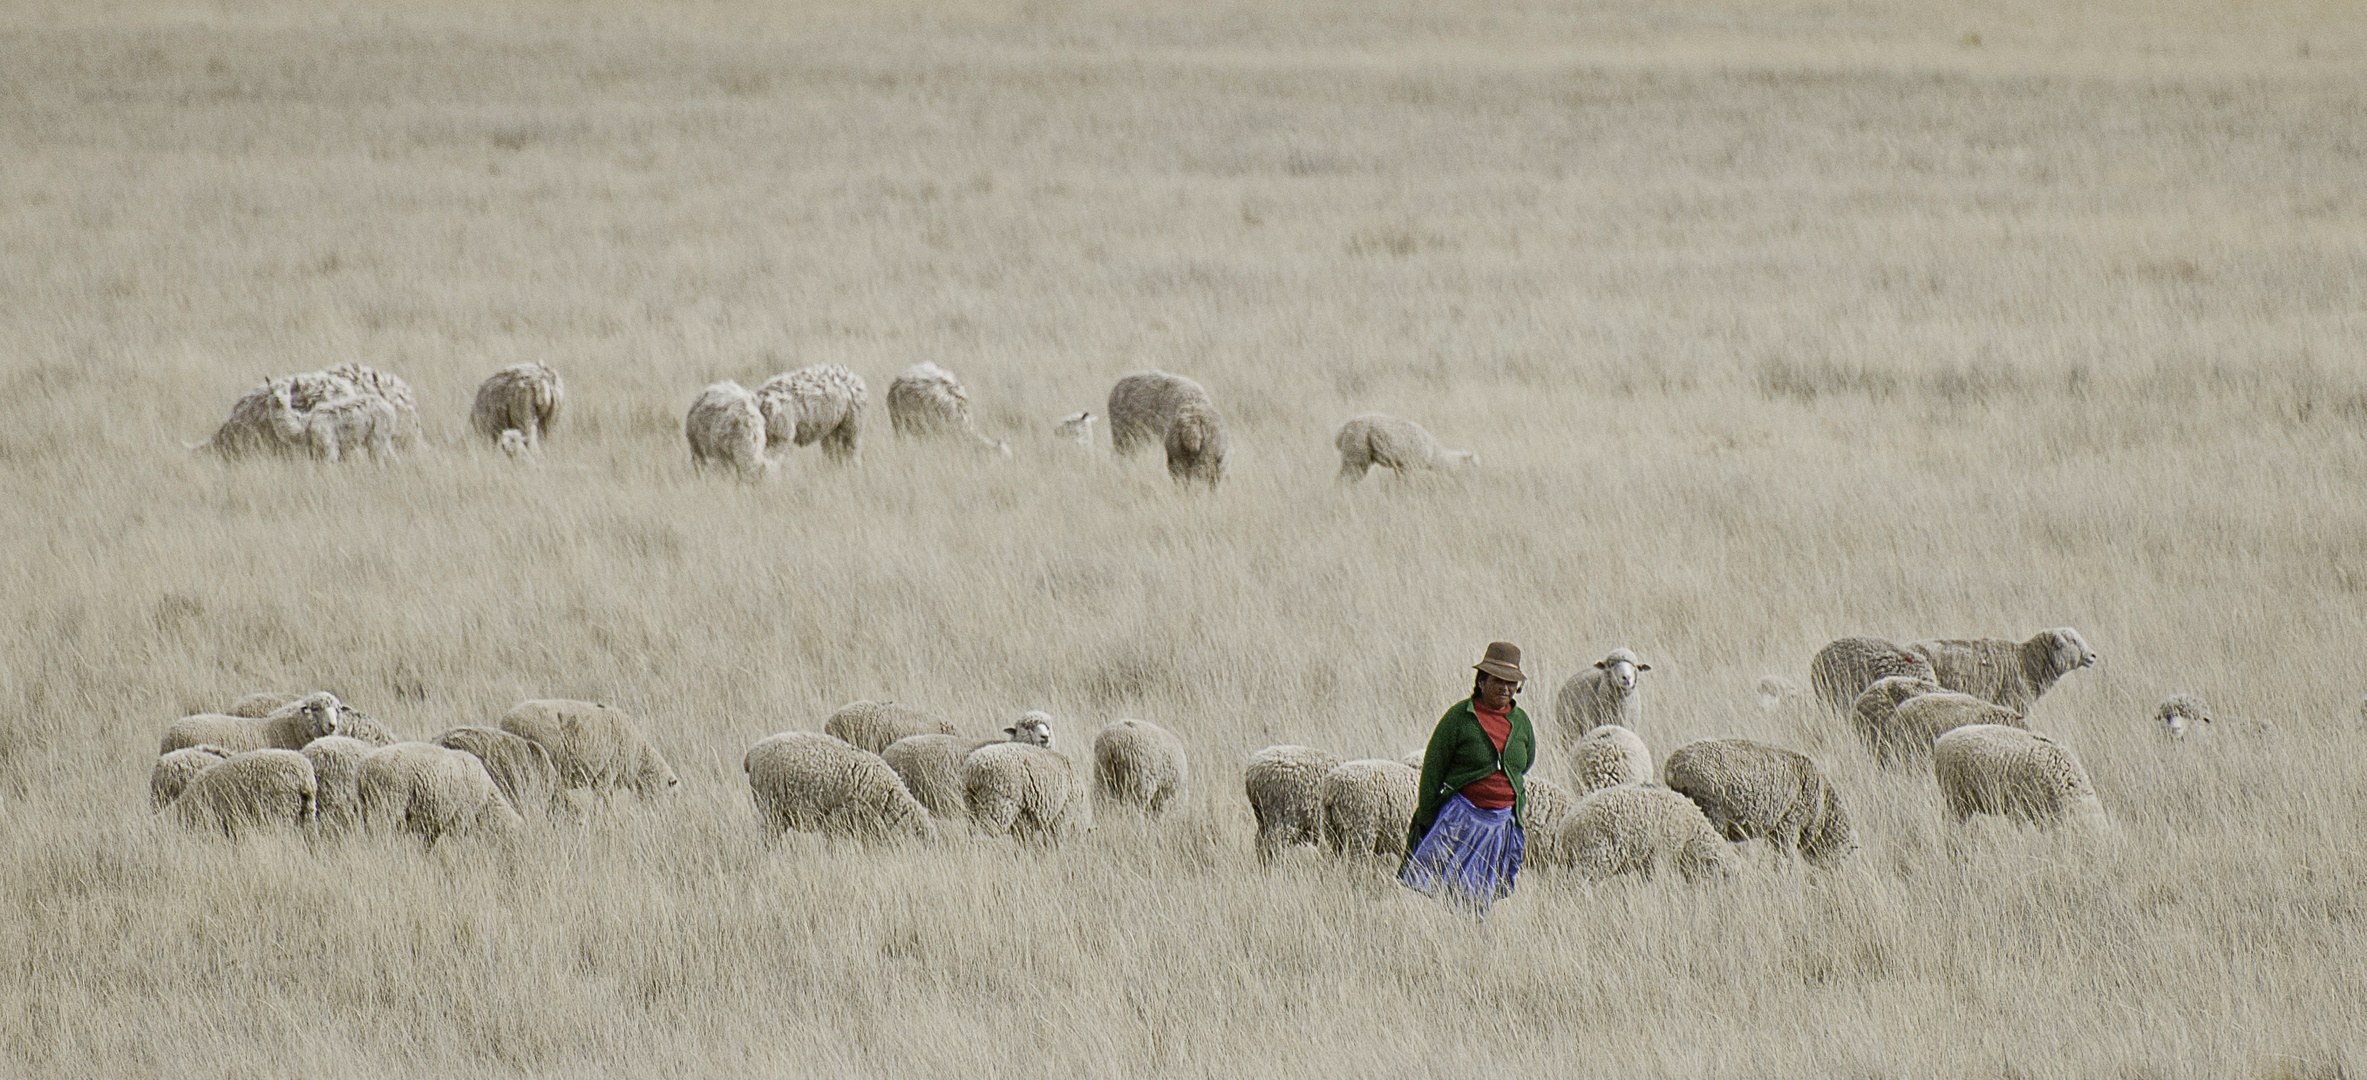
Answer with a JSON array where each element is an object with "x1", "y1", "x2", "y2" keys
[{"x1": 5, "y1": 0, "x2": 2367, "y2": 1075}]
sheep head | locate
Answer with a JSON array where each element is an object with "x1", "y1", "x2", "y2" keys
[
  {"x1": 1595, "y1": 648, "x2": 1650, "y2": 692},
  {"x1": 1006, "y1": 711, "x2": 1055, "y2": 748},
  {"x1": 2040, "y1": 628, "x2": 2099, "y2": 675},
  {"x1": 2156, "y1": 693, "x2": 2211, "y2": 739}
]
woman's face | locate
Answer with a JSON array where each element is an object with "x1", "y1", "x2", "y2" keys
[{"x1": 1476, "y1": 673, "x2": 1520, "y2": 709}]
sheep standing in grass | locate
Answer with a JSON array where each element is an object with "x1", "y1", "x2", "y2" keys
[
  {"x1": 1849, "y1": 675, "x2": 1942, "y2": 760},
  {"x1": 294, "y1": 392, "x2": 402, "y2": 464},
  {"x1": 1907, "y1": 628, "x2": 2099, "y2": 714},
  {"x1": 1932, "y1": 724, "x2": 2105, "y2": 828},
  {"x1": 172, "y1": 749, "x2": 318, "y2": 837},
  {"x1": 1566, "y1": 723, "x2": 1654, "y2": 795},
  {"x1": 1810, "y1": 636, "x2": 1937, "y2": 714},
  {"x1": 824, "y1": 700, "x2": 961, "y2": 755},
  {"x1": 499, "y1": 699, "x2": 677, "y2": 800},
  {"x1": 1319, "y1": 759, "x2": 1419, "y2": 859},
  {"x1": 302, "y1": 735, "x2": 379, "y2": 835},
  {"x1": 757, "y1": 364, "x2": 868, "y2": 466},
  {"x1": 1054, "y1": 411, "x2": 1097, "y2": 447},
  {"x1": 358, "y1": 742, "x2": 523, "y2": 844},
  {"x1": 1870, "y1": 691, "x2": 2024, "y2": 768},
  {"x1": 1663, "y1": 738, "x2": 1854, "y2": 867},
  {"x1": 195, "y1": 371, "x2": 361, "y2": 458},
  {"x1": 686, "y1": 381, "x2": 772, "y2": 481},
  {"x1": 434, "y1": 726, "x2": 560, "y2": 816},
  {"x1": 151, "y1": 745, "x2": 234, "y2": 810},
  {"x1": 1107, "y1": 371, "x2": 1214, "y2": 456},
  {"x1": 1092, "y1": 718, "x2": 1188, "y2": 819},
  {"x1": 881, "y1": 714, "x2": 1058, "y2": 820},
  {"x1": 1244, "y1": 745, "x2": 1342, "y2": 861},
  {"x1": 1552, "y1": 784, "x2": 1730, "y2": 882},
  {"x1": 1519, "y1": 776, "x2": 1578, "y2": 865},
  {"x1": 160, "y1": 692, "x2": 343, "y2": 754},
  {"x1": 1164, "y1": 399, "x2": 1228, "y2": 486},
  {"x1": 2154, "y1": 693, "x2": 2276, "y2": 741},
  {"x1": 963, "y1": 742, "x2": 1087, "y2": 843},
  {"x1": 1555, "y1": 648, "x2": 1651, "y2": 742},
  {"x1": 1333, "y1": 413, "x2": 1476, "y2": 482},
  {"x1": 471, "y1": 362, "x2": 564, "y2": 450},
  {"x1": 323, "y1": 363, "x2": 421, "y2": 448},
  {"x1": 745, "y1": 731, "x2": 934, "y2": 841},
  {"x1": 888, "y1": 362, "x2": 1007, "y2": 455}
]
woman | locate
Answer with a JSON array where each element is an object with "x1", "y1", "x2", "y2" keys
[{"x1": 1399, "y1": 641, "x2": 1538, "y2": 913}]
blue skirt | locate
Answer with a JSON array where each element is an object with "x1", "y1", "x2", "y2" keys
[{"x1": 1399, "y1": 793, "x2": 1524, "y2": 913}]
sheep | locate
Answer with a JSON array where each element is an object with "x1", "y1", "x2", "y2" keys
[
  {"x1": 433, "y1": 726, "x2": 560, "y2": 816},
  {"x1": 1164, "y1": 399, "x2": 1229, "y2": 486},
  {"x1": 2154, "y1": 693, "x2": 2277, "y2": 741},
  {"x1": 1107, "y1": 370, "x2": 1215, "y2": 456},
  {"x1": 471, "y1": 362, "x2": 564, "y2": 450},
  {"x1": 498, "y1": 428, "x2": 536, "y2": 462},
  {"x1": 745, "y1": 731, "x2": 935, "y2": 842},
  {"x1": 227, "y1": 691, "x2": 298, "y2": 719},
  {"x1": 1092, "y1": 718, "x2": 1188, "y2": 819},
  {"x1": 1244, "y1": 744, "x2": 1341, "y2": 861},
  {"x1": 1809, "y1": 636, "x2": 1938, "y2": 714},
  {"x1": 1550, "y1": 784, "x2": 1731, "y2": 882},
  {"x1": 1566, "y1": 723, "x2": 1654, "y2": 795},
  {"x1": 1318, "y1": 759, "x2": 1419, "y2": 859},
  {"x1": 321, "y1": 363, "x2": 421, "y2": 448},
  {"x1": 686, "y1": 381, "x2": 772, "y2": 481},
  {"x1": 962, "y1": 742, "x2": 1088, "y2": 843},
  {"x1": 879, "y1": 714, "x2": 1059, "y2": 821},
  {"x1": 887, "y1": 362, "x2": 1007, "y2": 455},
  {"x1": 1869, "y1": 691, "x2": 2025, "y2": 768},
  {"x1": 1932, "y1": 724, "x2": 2106, "y2": 828},
  {"x1": 756, "y1": 364, "x2": 868, "y2": 465},
  {"x1": 150, "y1": 745, "x2": 233, "y2": 810},
  {"x1": 159, "y1": 692, "x2": 343, "y2": 754},
  {"x1": 1849, "y1": 675, "x2": 1943, "y2": 760},
  {"x1": 1333, "y1": 413, "x2": 1477, "y2": 482},
  {"x1": 1519, "y1": 775, "x2": 1577, "y2": 865},
  {"x1": 193, "y1": 371, "x2": 356, "y2": 457},
  {"x1": 1906, "y1": 628, "x2": 2099, "y2": 714},
  {"x1": 333, "y1": 706, "x2": 398, "y2": 747},
  {"x1": 358, "y1": 742, "x2": 523, "y2": 844},
  {"x1": 171, "y1": 749, "x2": 318, "y2": 837},
  {"x1": 1554, "y1": 647, "x2": 1652, "y2": 742},
  {"x1": 498, "y1": 699, "x2": 678, "y2": 800},
  {"x1": 1053, "y1": 411, "x2": 1097, "y2": 447},
  {"x1": 301, "y1": 735, "x2": 378, "y2": 835},
  {"x1": 1662, "y1": 738, "x2": 1854, "y2": 867},
  {"x1": 296, "y1": 392, "x2": 401, "y2": 464},
  {"x1": 823, "y1": 700, "x2": 960, "y2": 755}
]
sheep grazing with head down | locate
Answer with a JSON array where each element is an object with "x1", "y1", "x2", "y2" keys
[
  {"x1": 151, "y1": 745, "x2": 235, "y2": 810},
  {"x1": 194, "y1": 370, "x2": 366, "y2": 458},
  {"x1": 1663, "y1": 738, "x2": 1854, "y2": 867},
  {"x1": 1518, "y1": 775, "x2": 1578, "y2": 865},
  {"x1": 686, "y1": 381, "x2": 773, "y2": 481},
  {"x1": 1244, "y1": 744, "x2": 1341, "y2": 861},
  {"x1": 1053, "y1": 411, "x2": 1097, "y2": 447},
  {"x1": 1809, "y1": 636, "x2": 1937, "y2": 715},
  {"x1": 1164, "y1": 398, "x2": 1228, "y2": 486},
  {"x1": 1107, "y1": 371, "x2": 1215, "y2": 456},
  {"x1": 1849, "y1": 675, "x2": 1943, "y2": 762},
  {"x1": 745, "y1": 731, "x2": 935, "y2": 842},
  {"x1": 1932, "y1": 724, "x2": 2106, "y2": 829},
  {"x1": 1869, "y1": 691, "x2": 2024, "y2": 768},
  {"x1": 1907, "y1": 628, "x2": 2099, "y2": 714},
  {"x1": 471, "y1": 362, "x2": 564, "y2": 450},
  {"x1": 434, "y1": 726, "x2": 560, "y2": 817},
  {"x1": 1550, "y1": 784, "x2": 1731, "y2": 882},
  {"x1": 1092, "y1": 718, "x2": 1188, "y2": 819},
  {"x1": 499, "y1": 699, "x2": 677, "y2": 801},
  {"x1": 160, "y1": 692, "x2": 344, "y2": 754},
  {"x1": 1565, "y1": 723, "x2": 1653, "y2": 795},
  {"x1": 756, "y1": 364, "x2": 868, "y2": 466},
  {"x1": 823, "y1": 700, "x2": 961, "y2": 756},
  {"x1": 1318, "y1": 759, "x2": 1419, "y2": 860},
  {"x1": 321, "y1": 363, "x2": 421, "y2": 449},
  {"x1": 172, "y1": 749, "x2": 318, "y2": 837},
  {"x1": 1555, "y1": 647, "x2": 1651, "y2": 743},
  {"x1": 963, "y1": 740, "x2": 1088, "y2": 844},
  {"x1": 301, "y1": 735, "x2": 379, "y2": 835},
  {"x1": 880, "y1": 713, "x2": 1058, "y2": 821},
  {"x1": 888, "y1": 362, "x2": 1007, "y2": 456},
  {"x1": 292, "y1": 391, "x2": 402, "y2": 464},
  {"x1": 1334, "y1": 413, "x2": 1477, "y2": 482},
  {"x1": 358, "y1": 742, "x2": 523, "y2": 845}
]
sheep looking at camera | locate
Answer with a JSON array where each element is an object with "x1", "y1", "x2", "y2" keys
[
  {"x1": 160, "y1": 692, "x2": 344, "y2": 755},
  {"x1": 1555, "y1": 647, "x2": 1651, "y2": 742},
  {"x1": 879, "y1": 713, "x2": 1058, "y2": 821},
  {"x1": 1164, "y1": 398, "x2": 1228, "y2": 486}
]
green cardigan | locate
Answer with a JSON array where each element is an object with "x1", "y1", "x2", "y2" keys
[{"x1": 1404, "y1": 698, "x2": 1537, "y2": 855}]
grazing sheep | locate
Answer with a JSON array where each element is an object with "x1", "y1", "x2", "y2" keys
[
  {"x1": 334, "y1": 707, "x2": 398, "y2": 747},
  {"x1": 1869, "y1": 691, "x2": 2024, "y2": 768},
  {"x1": 963, "y1": 743, "x2": 1088, "y2": 843},
  {"x1": 1333, "y1": 413, "x2": 1477, "y2": 482},
  {"x1": 150, "y1": 745, "x2": 234, "y2": 810},
  {"x1": 1244, "y1": 744, "x2": 1342, "y2": 861},
  {"x1": 1092, "y1": 718, "x2": 1188, "y2": 819},
  {"x1": 1566, "y1": 723, "x2": 1654, "y2": 795},
  {"x1": 1107, "y1": 370, "x2": 1214, "y2": 456},
  {"x1": 434, "y1": 726, "x2": 560, "y2": 816},
  {"x1": 322, "y1": 363, "x2": 421, "y2": 448},
  {"x1": 358, "y1": 742, "x2": 523, "y2": 844},
  {"x1": 1054, "y1": 411, "x2": 1097, "y2": 447},
  {"x1": 1849, "y1": 675, "x2": 1943, "y2": 761},
  {"x1": 1163, "y1": 398, "x2": 1228, "y2": 486},
  {"x1": 1663, "y1": 738, "x2": 1854, "y2": 867},
  {"x1": 880, "y1": 716, "x2": 1059, "y2": 821},
  {"x1": 296, "y1": 392, "x2": 401, "y2": 464},
  {"x1": 745, "y1": 731, "x2": 935, "y2": 842},
  {"x1": 1809, "y1": 636, "x2": 1938, "y2": 714},
  {"x1": 471, "y1": 362, "x2": 564, "y2": 449},
  {"x1": 1554, "y1": 647, "x2": 1652, "y2": 741},
  {"x1": 756, "y1": 364, "x2": 868, "y2": 465},
  {"x1": 193, "y1": 372, "x2": 355, "y2": 457},
  {"x1": 686, "y1": 381, "x2": 773, "y2": 481},
  {"x1": 1318, "y1": 759, "x2": 1420, "y2": 859},
  {"x1": 227, "y1": 691, "x2": 298, "y2": 719},
  {"x1": 160, "y1": 692, "x2": 343, "y2": 754},
  {"x1": 171, "y1": 749, "x2": 318, "y2": 837},
  {"x1": 823, "y1": 700, "x2": 961, "y2": 756},
  {"x1": 301, "y1": 735, "x2": 378, "y2": 835},
  {"x1": 887, "y1": 362, "x2": 1006, "y2": 455},
  {"x1": 1932, "y1": 724, "x2": 2106, "y2": 828},
  {"x1": 1520, "y1": 775, "x2": 1578, "y2": 865},
  {"x1": 499, "y1": 699, "x2": 678, "y2": 800},
  {"x1": 1906, "y1": 628, "x2": 2099, "y2": 714},
  {"x1": 1551, "y1": 784, "x2": 1731, "y2": 882}
]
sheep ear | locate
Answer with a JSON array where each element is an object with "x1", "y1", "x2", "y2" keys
[
  {"x1": 1637, "y1": 663, "x2": 1652, "y2": 671},
  {"x1": 1004, "y1": 726, "x2": 1018, "y2": 737},
  {"x1": 1594, "y1": 660, "x2": 1609, "y2": 670}
]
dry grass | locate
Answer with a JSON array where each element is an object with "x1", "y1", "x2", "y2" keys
[{"x1": 5, "y1": 0, "x2": 2367, "y2": 1076}]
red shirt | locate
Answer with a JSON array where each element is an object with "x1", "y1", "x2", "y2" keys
[{"x1": 1460, "y1": 698, "x2": 1516, "y2": 808}]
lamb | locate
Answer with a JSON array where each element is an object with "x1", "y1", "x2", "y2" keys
[
  {"x1": 1662, "y1": 738, "x2": 1854, "y2": 867},
  {"x1": 823, "y1": 700, "x2": 961, "y2": 756},
  {"x1": 1809, "y1": 636, "x2": 1937, "y2": 714},
  {"x1": 879, "y1": 713, "x2": 1059, "y2": 820},
  {"x1": 1243, "y1": 744, "x2": 1342, "y2": 861},
  {"x1": 1333, "y1": 413, "x2": 1477, "y2": 482},
  {"x1": 1870, "y1": 691, "x2": 2025, "y2": 768},
  {"x1": 1053, "y1": 411, "x2": 1097, "y2": 447},
  {"x1": 756, "y1": 364, "x2": 868, "y2": 465},
  {"x1": 295, "y1": 392, "x2": 402, "y2": 464},
  {"x1": 321, "y1": 363, "x2": 422, "y2": 448},
  {"x1": 499, "y1": 699, "x2": 678, "y2": 799},
  {"x1": 1849, "y1": 675, "x2": 1943, "y2": 761},
  {"x1": 745, "y1": 731, "x2": 935, "y2": 842},
  {"x1": 1550, "y1": 784, "x2": 1731, "y2": 882},
  {"x1": 1906, "y1": 628, "x2": 2099, "y2": 714},
  {"x1": 159, "y1": 692, "x2": 344, "y2": 754},
  {"x1": 1931, "y1": 724, "x2": 2106, "y2": 828},
  {"x1": 1318, "y1": 759, "x2": 1419, "y2": 859},
  {"x1": 1106, "y1": 370, "x2": 1214, "y2": 456},
  {"x1": 150, "y1": 745, "x2": 234, "y2": 810},
  {"x1": 358, "y1": 742, "x2": 524, "y2": 844},
  {"x1": 685, "y1": 381, "x2": 772, "y2": 481},
  {"x1": 1164, "y1": 398, "x2": 1228, "y2": 486},
  {"x1": 301, "y1": 735, "x2": 378, "y2": 835},
  {"x1": 1565, "y1": 723, "x2": 1654, "y2": 795},
  {"x1": 171, "y1": 749, "x2": 318, "y2": 837},
  {"x1": 471, "y1": 362, "x2": 564, "y2": 450},
  {"x1": 1554, "y1": 647, "x2": 1652, "y2": 742},
  {"x1": 433, "y1": 726, "x2": 560, "y2": 815},
  {"x1": 887, "y1": 362, "x2": 1007, "y2": 455},
  {"x1": 1092, "y1": 718, "x2": 1188, "y2": 819},
  {"x1": 962, "y1": 742, "x2": 1088, "y2": 843}
]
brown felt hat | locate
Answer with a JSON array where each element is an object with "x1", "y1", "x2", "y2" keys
[{"x1": 1473, "y1": 641, "x2": 1526, "y2": 683}]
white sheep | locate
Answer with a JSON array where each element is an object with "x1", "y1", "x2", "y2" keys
[
  {"x1": 1662, "y1": 738, "x2": 1854, "y2": 867},
  {"x1": 1932, "y1": 724, "x2": 2106, "y2": 828},
  {"x1": 297, "y1": 392, "x2": 401, "y2": 464},
  {"x1": 433, "y1": 726, "x2": 560, "y2": 816},
  {"x1": 1848, "y1": 675, "x2": 1942, "y2": 762},
  {"x1": 962, "y1": 742, "x2": 1088, "y2": 843},
  {"x1": 321, "y1": 362, "x2": 422, "y2": 449},
  {"x1": 301, "y1": 735, "x2": 379, "y2": 835},
  {"x1": 222, "y1": 692, "x2": 391, "y2": 744},
  {"x1": 150, "y1": 745, "x2": 233, "y2": 810},
  {"x1": 1318, "y1": 758, "x2": 1419, "y2": 859},
  {"x1": 499, "y1": 699, "x2": 678, "y2": 800},
  {"x1": 686, "y1": 381, "x2": 773, "y2": 481},
  {"x1": 1091, "y1": 718, "x2": 1188, "y2": 819},
  {"x1": 1106, "y1": 370, "x2": 1213, "y2": 456},
  {"x1": 1871, "y1": 691, "x2": 2025, "y2": 768},
  {"x1": 1566, "y1": 723, "x2": 1654, "y2": 795},
  {"x1": 1163, "y1": 398, "x2": 1228, "y2": 486},
  {"x1": 756, "y1": 364, "x2": 868, "y2": 466},
  {"x1": 2154, "y1": 693, "x2": 2276, "y2": 741},
  {"x1": 159, "y1": 692, "x2": 343, "y2": 754},
  {"x1": 1554, "y1": 647, "x2": 1651, "y2": 742},
  {"x1": 193, "y1": 371, "x2": 360, "y2": 458},
  {"x1": 1333, "y1": 413, "x2": 1476, "y2": 482},
  {"x1": 1519, "y1": 775, "x2": 1577, "y2": 865},
  {"x1": 1906, "y1": 628, "x2": 2099, "y2": 714},
  {"x1": 1809, "y1": 636, "x2": 1938, "y2": 714},
  {"x1": 171, "y1": 749, "x2": 318, "y2": 837},
  {"x1": 358, "y1": 742, "x2": 523, "y2": 844},
  {"x1": 822, "y1": 700, "x2": 963, "y2": 756},
  {"x1": 1550, "y1": 784, "x2": 1731, "y2": 882},
  {"x1": 227, "y1": 691, "x2": 298, "y2": 718},
  {"x1": 887, "y1": 362, "x2": 1006, "y2": 456},
  {"x1": 745, "y1": 731, "x2": 935, "y2": 842},
  {"x1": 1243, "y1": 744, "x2": 1342, "y2": 861},
  {"x1": 879, "y1": 713, "x2": 1058, "y2": 821},
  {"x1": 1053, "y1": 411, "x2": 1097, "y2": 447},
  {"x1": 471, "y1": 362, "x2": 564, "y2": 450}
]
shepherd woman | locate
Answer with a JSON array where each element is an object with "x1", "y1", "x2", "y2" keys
[{"x1": 1399, "y1": 641, "x2": 1537, "y2": 914}]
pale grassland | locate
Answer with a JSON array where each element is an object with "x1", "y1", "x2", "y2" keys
[{"x1": 4, "y1": 0, "x2": 2367, "y2": 1076}]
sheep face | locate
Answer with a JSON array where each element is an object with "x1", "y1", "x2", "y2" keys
[
  {"x1": 635, "y1": 743, "x2": 680, "y2": 796},
  {"x1": 2043, "y1": 629, "x2": 2099, "y2": 676},
  {"x1": 1595, "y1": 649, "x2": 1650, "y2": 693},
  {"x1": 2156, "y1": 694, "x2": 2211, "y2": 739},
  {"x1": 290, "y1": 693, "x2": 343, "y2": 741},
  {"x1": 1006, "y1": 711, "x2": 1055, "y2": 748}
]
